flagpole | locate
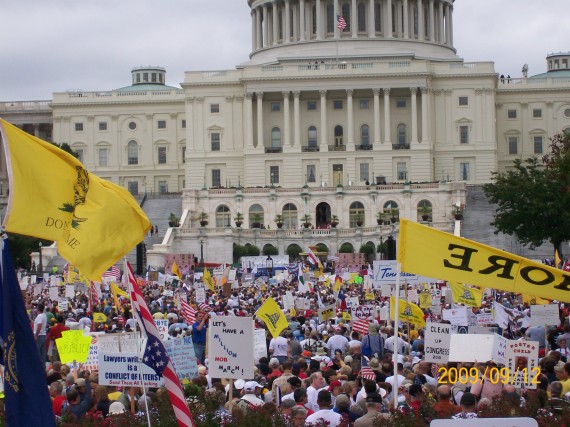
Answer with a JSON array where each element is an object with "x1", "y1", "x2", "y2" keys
[{"x1": 393, "y1": 262, "x2": 401, "y2": 410}]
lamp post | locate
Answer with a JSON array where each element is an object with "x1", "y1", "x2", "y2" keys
[
  {"x1": 38, "y1": 241, "x2": 43, "y2": 277},
  {"x1": 266, "y1": 255, "x2": 273, "y2": 277},
  {"x1": 199, "y1": 239, "x2": 204, "y2": 268}
]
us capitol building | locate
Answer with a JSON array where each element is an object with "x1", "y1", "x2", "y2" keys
[{"x1": 3, "y1": 0, "x2": 570, "y2": 267}]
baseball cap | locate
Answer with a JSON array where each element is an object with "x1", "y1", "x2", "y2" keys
[
  {"x1": 244, "y1": 381, "x2": 263, "y2": 392},
  {"x1": 328, "y1": 380, "x2": 342, "y2": 391},
  {"x1": 74, "y1": 378, "x2": 86, "y2": 387}
]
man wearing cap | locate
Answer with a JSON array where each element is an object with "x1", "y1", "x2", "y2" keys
[
  {"x1": 354, "y1": 393, "x2": 390, "y2": 426},
  {"x1": 236, "y1": 381, "x2": 264, "y2": 413},
  {"x1": 305, "y1": 389, "x2": 342, "y2": 427},
  {"x1": 62, "y1": 377, "x2": 92, "y2": 420}
]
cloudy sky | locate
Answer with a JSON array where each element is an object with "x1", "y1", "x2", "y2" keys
[{"x1": 1, "y1": 0, "x2": 568, "y2": 101}]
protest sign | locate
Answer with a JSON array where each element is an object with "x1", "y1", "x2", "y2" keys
[
  {"x1": 380, "y1": 284, "x2": 392, "y2": 298},
  {"x1": 346, "y1": 296, "x2": 360, "y2": 308},
  {"x1": 154, "y1": 319, "x2": 169, "y2": 341},
  {"x1": 98, "y1": 333, "x2": 141, "y2": 354},
  {"x1": 492, "y1": 333, "x2": 508, "y2": 366},
  {"x1": 407, "y1": 289, "x2": 418, "y2": 304},
  {"x1": 208, "y1": 316, "x2": 254, "y2": 379},
  {"x1": 530, "y1": 304, "x2": 560, "y2": 326},
  {"x1": 195, "y1": 286, "x2": 206, "y2": 304},
  {"x1": 99, "y1": 352, "x2": 163, "y2": 387},
  {"x1": 506, "y1": 340, "x2": 539, "y2": 389},
  {"x1": 477, "y1": 312, "x2": 495, "y2": 326},
  {"x1": 419, "y1": 292, "x2": 431, "y2": 309},
  {"x1": 56, "y1": 330, "x2": 93, "y2": 364},
  {"x1": 84, "y1": 332, "x2": 104, "y2": 371},
  {"x1": 222, "y1": 282, "x2": 232, "y2": 297},
  {"x1": 373, "y1": 260, "x2": 436, "y2": 287},
  {"x1": 449, "y1": 334, "x2": 496, "y2": 362},
  {"x1": 295, "y1": 298, "x2": 305, "y2": 310},
  {"x1": 424, "y1": 323, "x2": 451, "y2": 364},
  {"x1": 282, "y1": 292, "x2": 295, "y2": 311},
  {"x1": 442, "y1": 306, "x2": 468, "y2": 325},
  {"x1": 241, "y1": 273, "x2": 254, "y2": 283},
  {"x1": 148, "y1": 271, "x2": 159, "y2": 282},
  {"x1": 380, "y1": 306, "x2": 390, "y2": 323},
  {"x1": 49, "y1": 286, "x2": 59, "y2": 301},
  {"x1": 162, "y1": 289, "x2": 174, "y2": 297},
  {"x1": 468, "y1": 326, "x2": 497, "y2": 335},
  {"x1": 318, "y1": 304, "x2": 336, "y2": 322},
  {"x1": 254, "y1": 328, "x2": 267, "y2": 363},
  {"x1": 164, "y1": 336, "x2": 199, "y2": 380},
  {"x1": 351, "y1": 305, "x2": 374, "y2": 320},
  {"x1": 58, "y1": 298, "x2": 68, "y2": 312}
]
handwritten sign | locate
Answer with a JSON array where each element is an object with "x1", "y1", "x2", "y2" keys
[
  {"x1": 195, "y1": 287, "x2": 206, "y2": 304},
  {"x1": 56, "y1": 330, "x2": 93, "y2": 364},
  {"x1": 83, "y1": 332, "x2": 104, "y2": 371},
  {"x1": 530, "y1": 304, "x2": 560, "y2": 326},
  {"x1": 318, "y1": 304, "x2": 336, "y2": 322},
  {"x1": 254, "y1": 328, "x2": 267, "y2": 364},
  {"x1": 49, "y1": 286, "x2": 59, "y2": 301},
  {"x1": 154, "y1": 319, "x2": 169, "y2": 341},
  {"x1": 351, "y1": 305, "x2": 374, "y2": 320},
  {"x1": 164, "y1": 336, "x2": 199, "y2": 380},
  {"x1": 97, "y1": 333, "x2": 141, "y2": 354},
  {"x1": 424, "y1": 323, "x2": 451, "y2": 364},
  {"x1": 506, "y1": 340, "x2": 539, "y2": 389},
  {"x1": 208, "y1": 316, "x2": 254, "y2": 379},
  {"x1": 477, "y1": 312, "x2": 495, "y2": 326}
]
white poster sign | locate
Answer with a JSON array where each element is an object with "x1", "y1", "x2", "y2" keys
[
  {"x1": 318, "y1": 304, "x2": 336, "y2": 322},
  {"x1": 442, "y1": 306, "x2": 468, "y2": 325},
  {"x1": 99, "y1": 352, "x2": 163, "y2": 387},
  {"x1": 154, "y1": 319, "x2": 169, "y2": 341},
  {"x1": 491, "y1": 333, "x2": 508, "y2": 366},
  {"x1": 351, "y1": 305, "x2": 375, "y2": 320},
  {"x1": 208, "y1": 316, "x2": 254, "y2": 379},
  {"x1": 282, "y1": 292, "x2": 295, "y2": 311},
  {"x1": 98, "y1": 333, "x2": 141, "y2": 354},
  {"x1": 164, "y1": 336, "x2": 199, "y2": 380},
  {"x1": 407, "y1": 289, "x2": 418, "y2": 304},
  {"x1": 195, "y1": 287, "x2": 206, "y2": 304},
  {"x1": 58, "y1": 298, "x2": 68, "y2": 312},
  {"x1": 254, "y1": 328, "x2": 267, "y2": 364},
  {"x1": 373, "y1": 260, "x2": 437, "y2": 287},
  {"x1": 345, "y1": 297, "x2": 360, "y2": 308},
  {"x1": 380, "y1": 306, "x2": 390, "y2": 322},
  {"x1": 530, "y1": 304, "x2": 560, "y2": 326},
  {"x1": 506, "y1": 340, "x2": 539, "y2": 389},
  {"x1": 162, "y1": 289, "x2": 174, "y2": 297},
  {"x1": 477, "y1": 312, "x2": 495, "y2": 326},
  {"x1": 84, "y1": 332, "x2": 104, "y2": 371},
  {"x1": 381, "y1": 284, "x2": 392, "y2": 297},
  {"x1": 424, "y1": 323, "x2": 451, "y2": 364},
  {"x1": 49, "y1": 286, "x2": 59, "y2": 301},
  {"x1": 448, "y1": 334, "x2": 496, "y2": 362}
]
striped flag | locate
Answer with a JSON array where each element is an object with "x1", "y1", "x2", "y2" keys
[
  {"x1": 102, "y1": 265, "x2": 121, "y2": 282},
  {"x1": 198, "y1": 303, "x2": 212, "y2": 313},
  {"x1": 360, "y1": 357, "x2": 376, "y2": 381},
  {"x1": 352, "y1": 318, "x2": 369, "y2": 335},
  {"x1": 307, "y1": 248, "x2": 323, "y2": 270},
  {"x1": 88, "y1": 281, "x2": 99, "y2": 315},
  {"x1": 337, "y1": 15, "x2": 347, "y2": 31},
  {"x1": 180, "y1": 299, "x2": 197, "y2": 325},
  {"x1": 126, "y1": 262, "x2": 196, "y2": 427}
]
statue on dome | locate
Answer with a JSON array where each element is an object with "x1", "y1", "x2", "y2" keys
[{"x1": 522, "y1": 64, "x2": 529, "y2": 78}]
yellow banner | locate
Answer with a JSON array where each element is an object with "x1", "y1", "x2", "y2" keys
[
  {"x1": 93, "y1": 313, "x2": 107, "y2": 323},
  {"x1": 390, "y1": 296, "x2": 426, "y2": 328},
  {"x1": 397, "y1": 219, "x2": 570, "y2": 303},
  {"x1": 342, "y1": 312, "x2": 352, "y2": 321},
  {"x1": 111, "y1": 283, "x2": 128, "y2": 298},
  {"x1": 171, "y1": 260, "x2": 182, "y2": 279},
  {"x1": 56, "y1": 330, "x2": 93, "y2": 364},
  {"x1": 523, "y1": 294, "x2": 551, "y2": 305},
  {"x1": 0, "y1": 119, "x2": 151, "y2": 281},
  {"x1": 449, "y1": 282, "x2": 483, "y2": 308},
  {"x1": 203, "y1": 268, "x2": 216, "y2": 291},
  {"x1": 419, "y1": 292, "x2": 432, "y2": 309},
  {"x1": 333, "y1": 277, "x2": 342, "y2": 293},
  {"x1": 323, "y1": 277, "x2": 331, "y2": 288},
  {"x1": 256, "y1": 297, "x2": 288, "y2": 339}
]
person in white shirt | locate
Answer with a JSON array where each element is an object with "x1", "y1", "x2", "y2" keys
[
  {"x1": 384, "y1": 331, "x2": 409, "y2": 354},
  {"x1": 236, "y1": 381, "x2": 265, "y2": 413},
  {"x1": 325, "y1": 327, "x2": 349, "y2": 357},
  {"x1": 306, "y1": 372, "x2": 327, "y2": 412},
  {"x1": 34, "y1": 303, "x2": 48, "y2": 365},
  {"x1": 305, "y1": 389, "x2": 342, "y2": 427},
  {"x1": 269, "y1": 331, "x2": 289, "y2": 363}
]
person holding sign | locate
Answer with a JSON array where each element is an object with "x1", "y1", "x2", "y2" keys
[{"x1": 192, "y1": 311, "x2": 209, "y2": 364}]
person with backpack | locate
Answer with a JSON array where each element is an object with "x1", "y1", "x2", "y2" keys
[{"x1": 361, "y1": 324, "x2": 384, "y2": 360}]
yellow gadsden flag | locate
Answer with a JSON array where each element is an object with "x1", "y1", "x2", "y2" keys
[
  {"x1": 202, "y1": 268, "x2": 215, "y2": 291},
  {"x1": 256, "y1": 297, "x2": 288, "y2": 338},
  {"x1": 449, "y1": 282, "x2": 483, "y2": 308},
  {"x1": 171, "y1": 260, "x2": 182, "y2": 279},
  {"x1": 390, "y1": 296, "x2": 426, "y2": 327},
  {"x1": 397, "y1": 219, "x2": 570, "y2": 303},
  {"x1": 0, "y1": 119, "x2": 151, "y2": 281}
]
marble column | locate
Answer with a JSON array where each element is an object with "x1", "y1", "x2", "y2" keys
[
  {"x1": 438, "y1": 0, "x2": 444, "y2": 43},
  {"x1": 411, "y1": 87, "x2": 418, "y2": 143},
  {"x1": 373, "y1": 89, "x2": 381, "y2": 145},
  {"x1": 285, "y1": 0, "x2": 291, "y2": 43},
  {"x1": 272, "y1": 2, "x2": 279, "y2": 45},
  {"x1": 256, "y1": 8, "x2": 262, "y2": 49},
  {"x1": 368, "y1": 0, "x2": 376, "y2": 37},
  {"x1": 300, "y1": 0, "x2": 306, "y2": 41},
  {"x1": 320, "y1": 90, "x2": 328, "y2": 150},
  {"x1": 251, "y1": 10, "x2": 257, "y2": 51},
  {"x1": 245, "y1": 94, "x2": 254, "y2": 149},
  {"x1": 383, "y1": 88, "x2": 391, "y2": 144},
  {"x1": 283, "y1": 91, "x2": 291, "y2": 147},
  {"x1": 256, "y1": 92, "x2": 264, "y2": 149},
  {"x1": 334, "y1": 0, "x2": 340, "y2": 39},
  {"x1": 429, "y1": 0, "x2": 435, "y2": 41},
  {"x1": 347, "y1": 89, "x2": 354, "y2": 148},
  {"x1": 448, "y1": 2, "x2": 453, "y2": 46},
  {"x1": 293, "y1": 91, "x2": 301, "y2": 148},
  {"x1": 403, "y1": 0, "x2": 409, "y2": 39},
  {"x1": 418, "y1": 0, "x2": 424, "y2": 40},
  {"x1": 262, "y1": 5, "x2": 269, "y2": 47},
  {"x1": 420, "y1": 87, "x2": 429, "y2": 143},
  {"x1": 351, "y1": 0, "x2": 357, "y2": 38},
  {"x1": 386, "y1": 0, "x2": 393, "y2": 38},
  {"x1": 316, "y1": 0, "x2": 323, "y2": 40}
]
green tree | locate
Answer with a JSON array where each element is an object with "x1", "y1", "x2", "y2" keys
[
  {"x1": 483, "y1": 132, "x2": 570, "y2": 256},
  {"x1": 262, "y1": 244, "x2": 278, "y2": 256},
  {"x1": 244, "y1": 244, "x2": 260, "y2": 256},
  {"x1": 286, "y1": 244, "x2": 302, "y2": 260},
  {"x1": 339, "y1": 242, "x2": 354, "y2": 253},
  {"x1": 52, "y1": 142, "x2": 79, "y2": 159}
]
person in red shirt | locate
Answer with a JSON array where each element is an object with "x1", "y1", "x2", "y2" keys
[
  {"x1": 49, "y1": 381, "x2": 66, "y2": 416},
  {"x1": 46, "y1": 315, "x2": 69, "y2": 362}
]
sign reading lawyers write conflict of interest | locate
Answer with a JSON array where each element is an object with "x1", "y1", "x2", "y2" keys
[{"x1": 208, "y1": 316, "x2": 254, "y2": 379}]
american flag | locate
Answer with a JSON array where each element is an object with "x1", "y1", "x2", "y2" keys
[
  {"x1": 180, "y1": 299, "x2": 197, "y2": 325},
  {"x1": 198, "y1": 303, "x2": 212, "y2": 313},
  {"x1": 102, "y1": 265, "x2": 121, "y2": 282},
  {"x1": 126, "y1": 262, "x2": 195, "y2": 427},
  {"x1": 360, "y1": 357, "x2": 376, "y2": 381},
  {"x1": 352, "y1": 318, "x2": 369, "y2": 335},
  {"x1": 337, "y1": 15, "x2": 347, "y2": 31},
  {"x1": 88, "y1": 281, "x2": 99, "y2": 315}
]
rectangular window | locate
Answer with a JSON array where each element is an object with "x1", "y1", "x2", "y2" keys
[
  {"x1": 182, "y1": 146, "x2": 186, "y2": 163},
  {"x1": 459, "y1": 162, "x2": 470, "y2": 181},
  {"x1": 533, "y1": 136, "x2": 543, "y2": 154},
  {"x1": 359, "y1": 163, "x2": 369, "y2": 182},
  {"x1": 211, "y1": 133, "x2": 220, "y2": 151},
  {"x1": 212, "y1": 169, "x2": 221, "y2": 187},
  {"x1": 158, "y1": 181, "x2": 168, "y2": 194},
  {"x1": 507, "y1": 109, "x2": 517, "y2": 119},
  {"x1": 151, "y1": 73, "x2": 157, "y2": 83},
  {"x1": 271, "y1": 102, "x2": 281, "y2": 112},
  {"x1": 157, "y1": 120, "x2": 166, "y2": 129},
  {"x1": 359, "y1": 99, "x2": 370, "y2": 109},
  {"x1": 98, "y1": 148, "x2": 108, "y2": 166},
  {"x1": 458, "y1": 96, "x2": 469, "y2": 106},
  {"x1": 333, "y1": 100, "x2": 343, "y2": 110},
  {"x1": 307, "y1": 165, "x2": 316, "y2": 183},
  {"x1": 181, "y1": 120, "x2": 186, "y2": 128},
  {"x1": 307, "y1": 101, "x2": 317, "y2": 111},
  {"x1": 75, "y1": 123, "x2": 84, "y2": 132},
  {"x1": 269, "y1": 166, "x2": 279, "y2": 184},
  {"x1": 127, "y1": 181, "x2": 139, "y2": 196},
  {"x1": 75, "y1": 148, "x2": 84, "y2": 163},
  {"x1": 396, "y1": 99, "x2": 406, "y2": 108},
  {"x1": 98, "y1": 121, "x2": 107, "y2": 131},
  {"x1": 533, "y1": 108, "x2": 542, "y2": 118},
  {"x1": 460, "y1": 125, "x2": 469, "y2": 144},
  {"x1": 158, "y1": 147, "x2": 167, "y2": 164},
  {"x1": 397, "y1": 162, "x2": 407, "y2": 181},
  {"x1": 210, "y1": 104, "x2": 220, "y2": 114},
  {"x1": 508, "y1": 136, "x2": 518, "y2": 155}
]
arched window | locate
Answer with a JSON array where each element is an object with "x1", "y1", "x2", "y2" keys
[
  {"x1": 215, "y1": 205, "x2": 231, "y2": 227},
  {"x1": 360, "y1": 124, "x2": 370, "y2": 146},
  {"x1": 334, "y1": 125, "x2": 344, "y2": 146},
  {"x1": 417, "y1": 199, "x2": 432, "y2": 221},
  {"x1": 357, "y1": 2, "x2": 366, "y2": 32},
  {"x1": 271, "y1": 127, "x2": 282, "y2": 148},
  {"x1": 383, "y1": 200, "x2": 399, "y2": 221},
  {"x1": 342, "y1": 3, "x2": 351, "y2": 32},
  {"x1": 327, "y1": 4, "x2": 335, "y2": 33},
  {"x1": 127, "y1": 140, "x2": 138, "y2": 165},
  {"x1": 249, "y1": 204, "x2": 264, "y2": 228},
  {"x1": 282, "y1": 203, "x2": 298, "y2": 229},
  {"x1": 375, "y1": 1, "x2": 382, "y2": 32},
  {"x1": 308, "y1": 126, "x2": 318, "y2": 147},
  {"x1": 397, "y1": 123, "x2": 407, "y2": 146},
  {"x1": 349, "y1": 201, "x2": 365, "y2": 227}
]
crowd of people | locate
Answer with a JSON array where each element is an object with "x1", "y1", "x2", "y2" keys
[{"x1": 19, "y1": 264, "x2": 570, "y2": 425}]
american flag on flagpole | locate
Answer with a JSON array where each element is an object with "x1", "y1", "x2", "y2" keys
[
  {"x1": 198, "y1": 303, "x2": 212, "y2": 313},
  {"x1": 337, "y1": 15, "x2": 347, "y2": 31},
  {"x1": 88, "y1": 281, "x2": 99, "y2": 314},
  {"x1": 360, "y1": 356, "x2": 376, "y2": 381},
  {"x1": 180, "y1": 299, "x2": 197, "y2": 325},
  {"x1": 102, "y1": 265, "x2": 121, "y2": 282},
  {"x1": 126, "y1": 262, "x2": 196, "y2": 427},
  {"x1": 352, "y1": 318, "x2": 369, "y2": 335}
]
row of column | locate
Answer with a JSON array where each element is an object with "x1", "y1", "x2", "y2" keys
[
  {"x1": 250, "y1": 0, "x2": 454, "y2": 51},
  {"x1": 244, "y1": 87, "x2": 430, "y2": 150}
]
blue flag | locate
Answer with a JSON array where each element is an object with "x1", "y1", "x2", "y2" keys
[{"x1": 0, "y1": 240, "x2": 55, "y2": 426}]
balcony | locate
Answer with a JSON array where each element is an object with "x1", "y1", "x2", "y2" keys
[
  {"x1": 264, "y1": 147, "x2": 283, "y2": 154},
  {"x1": 355, "y1": 144, "x2": 373, "y2": 151},
  {"x1": 328, "y1": 144, "x2": 346, "y2": 152},
  {"x1": 392, "y1": 143, "x2": 410, "y2": 150},
  {"x1": 302, "y1": 146, "x2": 320, "y2": 152}
]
